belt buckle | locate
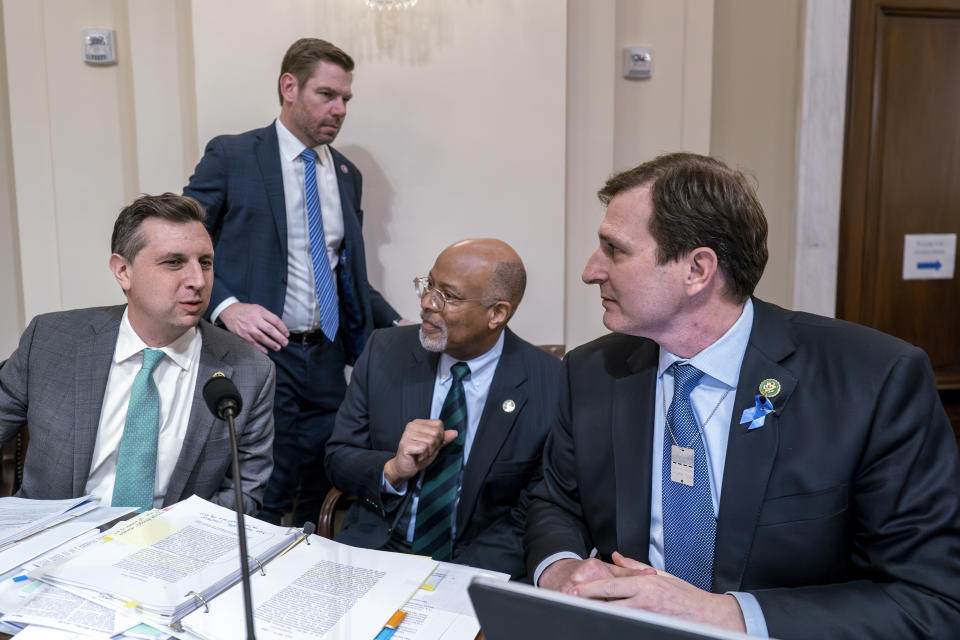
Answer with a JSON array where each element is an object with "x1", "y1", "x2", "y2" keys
[{"x1": 300, "y1": 329, "x2": 324, "y2": 346}]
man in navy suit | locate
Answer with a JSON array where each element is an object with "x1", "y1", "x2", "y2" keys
[
  {"x1": 184, "y1": 38, "x2": 403, "y2": 525},
  {"x1": 326, "y1": 239, "x2": 561, "y2": 579},
  {"x1": 526, "y1": 153, "x2": 960, "y2": 638}
]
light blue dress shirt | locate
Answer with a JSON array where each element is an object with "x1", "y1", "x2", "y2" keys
[
  {"x1": 536, "y1": 300, "x2": 769, "y2": 638},
  {"x1": 382, "y1": 331, "x2": 505, "y2": 542}
]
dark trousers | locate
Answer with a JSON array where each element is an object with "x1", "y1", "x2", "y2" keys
[{"x1": 259, "y1": 336, "x2": 347, "y2": 527}]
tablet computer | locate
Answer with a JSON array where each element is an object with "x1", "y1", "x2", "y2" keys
[{"x1": 468, "y1": 576, "x2": 757, "y2": 640}]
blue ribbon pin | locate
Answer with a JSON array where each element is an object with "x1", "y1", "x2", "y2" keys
[{"x1": 740, "y1": 394, "x2": 774, "y2": 430}]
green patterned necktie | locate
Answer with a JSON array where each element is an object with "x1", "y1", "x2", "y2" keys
[
  {"x1": 411, "y1": 361, "x2": 470, "y2": 560},
  {"x1": 112, "y1": 348, "x2": 165, "y2": 510}
]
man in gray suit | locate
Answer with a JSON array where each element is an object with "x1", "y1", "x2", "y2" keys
[{"x1": 0, "y1": 194, "x2": 275, "y2": 514}]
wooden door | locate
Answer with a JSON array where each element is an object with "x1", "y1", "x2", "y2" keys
[{"x1": 837, "y1": 0, "x2": 960, "y2": 391}]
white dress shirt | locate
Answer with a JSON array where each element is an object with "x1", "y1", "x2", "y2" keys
[
  {"x1": 210, "y1": 118, "x2": 345, "y2": 332},
  {"x1": 382, "y1": 331, "x2": 506, "y2": 541},
  {"x1": 84, "y1": 310, "x2": 202, "y2": 507}
]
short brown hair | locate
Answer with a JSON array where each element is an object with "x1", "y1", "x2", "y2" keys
[
  {"x1": 278, "y1": 38, "x2": 354, "y2": 105},
  {"x1": 598, "y1": 152, "x2": 768, "y2": 301},
  {"x1": 112, "y1": 193, "x2": 205, "y2": 261}
]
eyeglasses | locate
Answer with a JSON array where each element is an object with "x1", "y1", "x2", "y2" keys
[{"x1": 413, "y1": 276, "x2": 496, "y2": 312}]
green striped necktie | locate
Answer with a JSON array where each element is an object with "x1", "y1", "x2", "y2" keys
[{"x1": 412, "y1": 361, "x2": 471, "y2": 560}]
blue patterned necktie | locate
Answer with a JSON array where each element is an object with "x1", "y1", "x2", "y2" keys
[
  {"x1": 662, "y1": 362, "x2": 716, "y2": 590},
  {"x1": 300, "y1": 148, "x2": 339, "y2": 342},
  {"x1": 412, "y1": 362, "x2": 471, "y2": 560},
  {"x1": 112, "y1": 348, "x2": 166, "y2": 510}
]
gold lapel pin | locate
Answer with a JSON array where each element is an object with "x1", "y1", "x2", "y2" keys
[
  {"x1": 758, "y1": 378, "x2": 781, "y2": 398},
  {"x1": 212, "y1": 371, "x2": 226, "y2": 378},
  {"x1": 502, "y1": 399, "x2": 516, "y2": 413}
]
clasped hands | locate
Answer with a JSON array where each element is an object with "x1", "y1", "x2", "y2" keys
[
  {"x1": 539, "y1": 553, "x2": 746, "y2": 633},
  {"x1": 383, "y1": 419, "x2": 457, "y2": 489}
]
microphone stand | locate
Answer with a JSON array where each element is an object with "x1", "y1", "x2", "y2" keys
[{"x1": 222, "y1": 403, "x2": 257, "y2": 640}]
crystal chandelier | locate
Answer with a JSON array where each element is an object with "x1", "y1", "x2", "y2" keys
[{"x1": 364, "y1": 0, "x2": 418, "y2": 9}]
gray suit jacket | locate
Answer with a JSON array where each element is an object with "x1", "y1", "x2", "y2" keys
[{"x1": 0, "y1": 306, "x2": 275, "y2": 514}]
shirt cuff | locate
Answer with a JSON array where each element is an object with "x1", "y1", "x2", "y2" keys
[
  {"x1": 380, "y1": 472, "x2": 407, "y2": 496},
  {"x1": 210, "y1": 296, "x2": 240, "y2": 325},
  {"x1": 533, "y1": 552, "x2": 583, "y2": 587},
  {"x1": 728, "y1": 591, "x2": 769, "y2": 638}
]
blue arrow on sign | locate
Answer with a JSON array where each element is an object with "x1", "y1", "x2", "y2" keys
[{"x1": 917, "y1": 260, "x2": 942, "y2": 270}]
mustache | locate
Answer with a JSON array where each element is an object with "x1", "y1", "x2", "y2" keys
[{"x1": 420, "y1": 312, "x2": 445, "y2": 327}]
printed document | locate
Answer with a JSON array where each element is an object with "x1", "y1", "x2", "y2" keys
[{"x1": 181, "y1": 535, "x2": 436, "y2": 640}]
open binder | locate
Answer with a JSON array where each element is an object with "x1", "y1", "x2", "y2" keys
[
  {"x1": 179, "y1": 533, "x2": 437, "y2": 640},
  {"x1": 32, "y1": 495, "x2": 301, "y2": 624}
]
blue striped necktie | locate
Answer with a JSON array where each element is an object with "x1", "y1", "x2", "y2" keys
[
  {"x1": 112, "y1": 348, "x2": 165, "y2": 510},
  {"x1": 412, "y1": 362, "x2": 471, "y2": 560},
  {"x1": 662, "y1": 362, "x2": 716, "y2": 590},
  {"x1": 300, "y1": 148, "x2": 339, "y2": 342}
]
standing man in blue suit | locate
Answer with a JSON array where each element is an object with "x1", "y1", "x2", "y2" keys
[{"x1": 184, "y1": 38, "x2": 404, "y2": 526}]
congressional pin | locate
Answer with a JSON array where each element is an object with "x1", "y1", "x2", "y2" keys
[
  {"x1": 501, "y1": 399, "x2": 516, "y2": 413},
  {"x1": 340, "y1": 164, "x2": 349, "y2": 174},
  {"x1": 758, "y1": 378, "x2": 781, "y2": 398},
  {"x1": 212, "y1": 371, "x2": 226, "y2": 378}
]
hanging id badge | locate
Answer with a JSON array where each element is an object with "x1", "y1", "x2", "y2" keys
[{"x1": 670, "y1": 445, "x2": 695, "y2": 486}]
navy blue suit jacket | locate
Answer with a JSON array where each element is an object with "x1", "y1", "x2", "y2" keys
[
  {"x1": 184, "y1": 122, "x2": 398, "y2": 361},
  {"x1": 326, "y1": 326, "x2": 562, "y2": 579},
  {"x1": 526, "y1": 299, "x2": 960, "y2": 639}
]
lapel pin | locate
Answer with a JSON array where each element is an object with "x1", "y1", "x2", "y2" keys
[
  {"x1": 501, "y1": 399, "x2": 516, "y2": 413},
  {"x1": 758, "y1": 378, "x2": 781, "y2": 398},
  {"x1": 212, "y1": 371, "x2": 226, "y2": 378},
  {"x1": 340, "y1": 164, "x2": 349, "y2": 174}
]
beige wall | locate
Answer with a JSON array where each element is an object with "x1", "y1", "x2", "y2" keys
[
  {"x1": 0, "y1": 1, "x2": 23, "y2": 357},
  {"x1": 0, "y1": 0, "x2": 810, "y2": 353},
  {"x1": 710, "y1": 0, "x2": 804, "y2": 309}
]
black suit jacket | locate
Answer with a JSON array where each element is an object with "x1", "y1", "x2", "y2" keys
[
  {"x1": 526, "y1": 299, "x2": 960, "y2": 639},
  {"x1": 326, "y1": 325, "x2": 561, "y2": 579},
  {"x1": 183, "y1": 122, "x2": 398, "y2": 361}
]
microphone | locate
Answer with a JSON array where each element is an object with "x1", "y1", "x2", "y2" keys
[
  {"x1": 203, "y1": 376, "x2": 243, "y2": 419},
  {"x1": 203, "y1": 374, "x2": 256, "y2": 640}
]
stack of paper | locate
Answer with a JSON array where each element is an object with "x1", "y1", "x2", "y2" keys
[
  {"x1": 0, "y1": 507, "x2": 137, "y2": 637},
  {"x1": 0, "y1": 496, "x2": 98, "y2": 550},
  {"x1": 392, "y1": 561, "x2": 509, "y2": 640},
  {"x1": 34, "y1": 495, "x2": 300, "y2": 624},
  {"x1": 181, "y1": 534, "x2": 438, "y2": 640}
]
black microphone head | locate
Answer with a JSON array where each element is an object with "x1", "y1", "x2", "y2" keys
[{"x1": 203, "y1": 375, "x2": 243, "y2": 419}]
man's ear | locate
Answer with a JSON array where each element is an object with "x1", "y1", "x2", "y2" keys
[
  {"x1": 279, "y1": 73, "x2": 299, "y2": 105},
  {"x1": 487, "y1": 301, "x2": 513, "y2": 331},
  {"x1": 109, "y1": 253, "x2": 133, "y2": 293},
  {"x1": 686, "y1": 246, "x2": 719, "y2": 296}
]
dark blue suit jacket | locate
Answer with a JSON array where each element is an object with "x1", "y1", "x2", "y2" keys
[
  {"x1": 326, "y1": 326, "x2": 562, "y2": 579},
  {"x1": 184, "y1": 122, "x2": 398, "y2": 361},
  {"x1": 526, "y1": 298, "x2": 960, "y2": 639}
]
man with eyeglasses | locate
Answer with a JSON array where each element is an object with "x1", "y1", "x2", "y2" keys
[{"x1": 325, "y1": 238, "x2": 561, "y2": 579}]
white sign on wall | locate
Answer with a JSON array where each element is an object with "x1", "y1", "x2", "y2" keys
[{"x1": 902, "y1": 234, "x2": 957, "y2": 280}]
